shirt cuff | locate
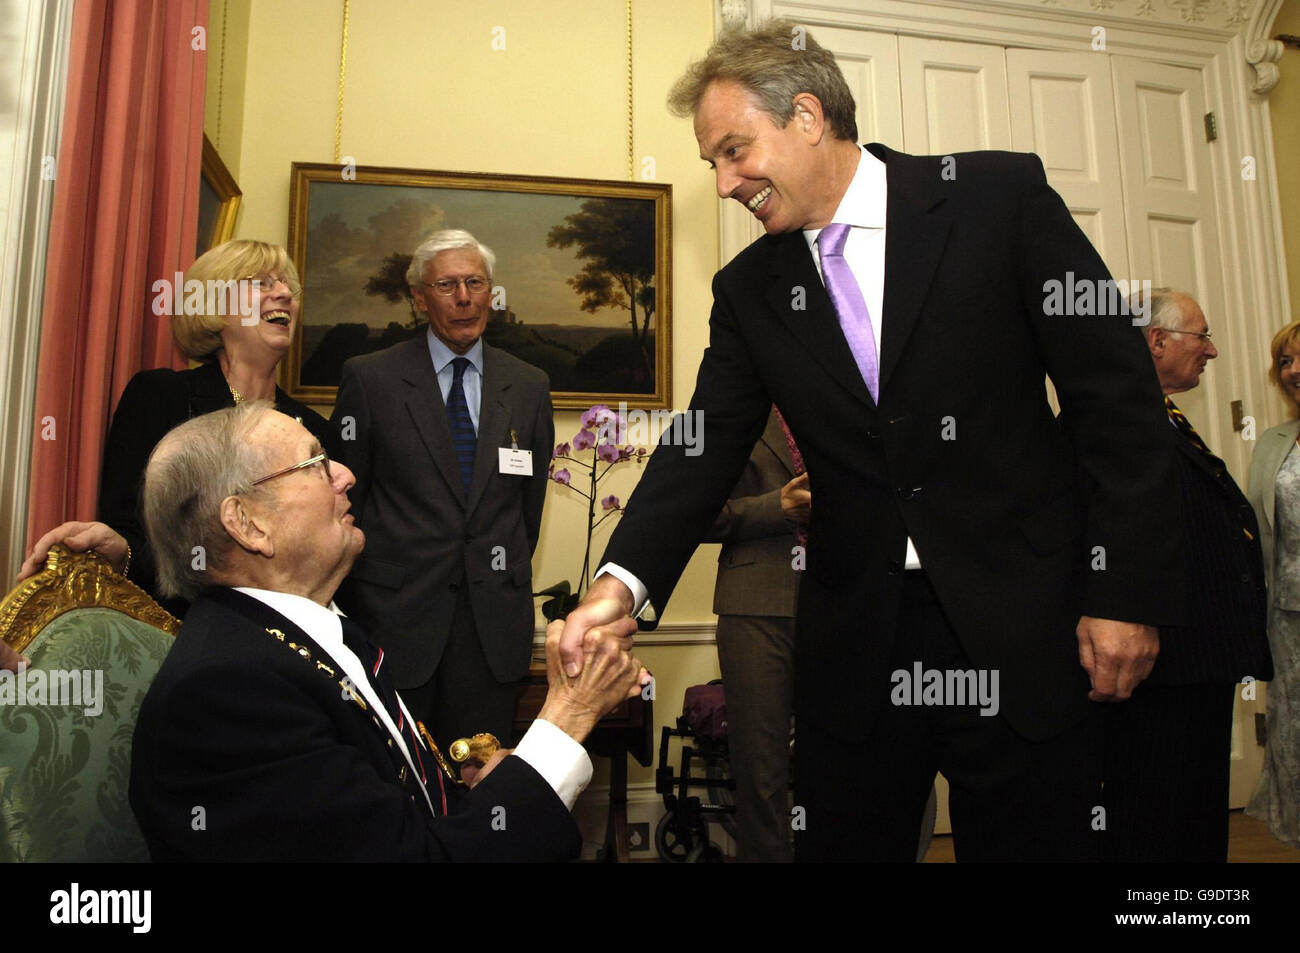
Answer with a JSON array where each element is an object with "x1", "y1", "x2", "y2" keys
[
  {"x1": 594, "y1": 562, "x2": 651, "y2": 618},
  {"x1": 512, "y1": 718, "x2": 593, "y2": 812}
]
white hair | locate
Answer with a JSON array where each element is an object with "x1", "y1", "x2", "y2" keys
[{"x1": 406, "y1": 229, "x2": 496, "y2": 286}]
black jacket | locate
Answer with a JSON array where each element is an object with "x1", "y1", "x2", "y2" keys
[
  {"x1": 1148, "y1": 425, "x2": 1272, "y2": 685},
  {"x1": 603, "y1": 145, "x2": 1186, "y2": 743},
  {"x1": 129, "y1": 587, "x2": 581, "y2": 862}
]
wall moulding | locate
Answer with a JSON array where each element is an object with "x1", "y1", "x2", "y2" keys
[
  {"x1": 730, "y1": 0, "x2": 1287, "y2": 95},
  {"x1": 729, "y1": 0, "x2": 1270, "y2": 34}
]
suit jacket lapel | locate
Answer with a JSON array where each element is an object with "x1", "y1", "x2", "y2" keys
[
  {"x1": 764, "y1": 232, "x2": 874, "y2": 409},
  {"x1": 396, "y1": 336, "x2": 466, "y2": 504},
  {"x1": 467, "y1": 345, "x2": 512, "y2": 515},
  {"x1": 758, "y1": 408, "x2": 797, "y2": 478},
  {"x1": 870, "y1": 143, "x2": 952, "y2": 395}
]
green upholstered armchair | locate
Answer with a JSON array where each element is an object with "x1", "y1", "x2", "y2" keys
[{"x1": 0, "y1": 544, "x2": 178, "y2": 862}]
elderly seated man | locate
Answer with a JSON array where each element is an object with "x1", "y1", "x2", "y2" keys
[{"x1": 129, "y1": 401, "x2": 646, "y2": 862}]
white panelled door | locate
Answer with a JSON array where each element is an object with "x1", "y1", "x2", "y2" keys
[
  {"x1": 815, "y1": 25, "x2": 902, "y2": 147},
  {"x1": 1006, "y1": 49, "x2": 1130, "y2": 280},
  {"x1": 898, "y1": 36, "x2": 1011, "y2": 154},
  {"x1": 1111, "y1": 57, "x2": 1236, "y2": 466}
]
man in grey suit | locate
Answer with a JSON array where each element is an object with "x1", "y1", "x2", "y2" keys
[
  {"x1": 332, "y1": 229, "x2": 554, "y2": 751},
  {"x1": 705, "y1": 407, "x2": 805, "y2": 862}
]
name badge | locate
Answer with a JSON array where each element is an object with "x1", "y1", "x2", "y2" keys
[{"x1": 498, "y1": 447, "x2": 533, "y2": 476}]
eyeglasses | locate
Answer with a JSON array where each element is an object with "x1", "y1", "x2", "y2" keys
[
  {"x1": 423, "y1": 276, "x2": 489, "y2": 296},
  {"x1": 1163, "y1": 328, "x2": 1213, "y2": 343},
  {"x1": 252, "y1": 451, "x2": 331, "y2": 487},
  {"x1": 237, "y1": 273, "x2": 302, "y2": 298}
]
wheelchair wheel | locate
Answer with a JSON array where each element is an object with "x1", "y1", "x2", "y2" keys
[{"x1": 655, "y1": 811, "x2": 695, "y2": 863}]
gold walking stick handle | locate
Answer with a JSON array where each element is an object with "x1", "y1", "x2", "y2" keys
[{"x1": 448, "y1": 732, "x2": 501, "y2": 764}]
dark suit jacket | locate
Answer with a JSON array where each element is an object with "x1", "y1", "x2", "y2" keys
[
  {"x1": 98, "y1": 362, "x2": 339, "y2": 608},
  {"x1": 331, "y1": 336, "x2": 554, "y2": 688},
  {"x1": 704, "y1": 408, "x2": 799, "y2": 618},
  {"x1": 128, "y1": 587, "x2": 581, "y2": 862},
  {"x1": 1149, "y1": 421, "x2": 1271, "y2": 685},
  {"x1": 603, "y1": 145, "x2": 1185, "y2": 743}
]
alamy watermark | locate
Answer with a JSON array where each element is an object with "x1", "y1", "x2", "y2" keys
[
  {"x1": 1042, "y1": 274, "x2": 1152, "y2": 326},
  {"x1": 890, "y1": 662, "x2": 1000, "y2": 717},
  {"x1": 0, "y1": 664, "x2": 103, "y2": 716},
  {"x1": 150, "y1": 274, "x2": 272, "y2": 323},
  {"x1": 599, "y1": 402, "x2": 704, "y2": 457}
]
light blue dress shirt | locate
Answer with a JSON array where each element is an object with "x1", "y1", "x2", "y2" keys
[{"x1": 426, "y1": 328, "x2": 484, "y2": 433}]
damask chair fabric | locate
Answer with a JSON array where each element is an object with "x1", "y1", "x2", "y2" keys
[{"x1": 0, "y1": 546, "x2": 178, "y2": 862}]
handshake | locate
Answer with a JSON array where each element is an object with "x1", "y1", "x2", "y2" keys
[{"x1": 465, "y1": 591, "x2": 648, "y2": 787}]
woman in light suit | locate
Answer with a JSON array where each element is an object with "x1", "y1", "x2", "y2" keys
[{"x1": 1246, "y1": 319, "x2": 1300, "y2": 848}]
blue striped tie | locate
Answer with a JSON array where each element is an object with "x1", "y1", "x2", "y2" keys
[{"x1": 446, "y1": 357, "x2": 476, "y2": 495}]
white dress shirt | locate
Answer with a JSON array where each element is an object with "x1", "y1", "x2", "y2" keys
[
  {"x1": 234, "y1": 587, "x2": 593, "y2": 810},
  {"x1": 427, "y1": 329, "x2": 483, "y2": 432},
  {"x1": 599, "y1": 146, "x2": 920, "y2": 615}
]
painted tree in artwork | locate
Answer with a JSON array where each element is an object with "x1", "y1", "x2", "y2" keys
[
  {"x1": 363, "y1": 252, "x2": 420, "y2": 327},
  {"x1": 546, "y1": 198, "x2": 656, "y2": 377}
]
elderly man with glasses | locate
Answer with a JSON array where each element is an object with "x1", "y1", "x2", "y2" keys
[
  {"x1": 330, "y1": 228, "x2": 554, "y2": 757},
  {"x1": 1100, "y1": 289, "x2": 1272, "y2": 861},
  {"x1": 129, "y1": 402, "x2": 646, "y2": 861}
]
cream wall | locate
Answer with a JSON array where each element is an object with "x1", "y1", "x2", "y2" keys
[
  {"x1": 203, "y1": 0, "x2": 249, "y2": 180},
  {"x1": 1269, "y1": 1, "x2": 1300, "y2": 321},
  {"x1": 207, "y1": 0, "x2": 728, "y2": 802}
]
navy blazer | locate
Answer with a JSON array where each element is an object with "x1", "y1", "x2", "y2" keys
[
  {"x1": 129, "y1": 587, "x2": 581, "y2": 862},
  {"x1": 1148, "y1": 421, "x2": 1271, "y2": 685}
]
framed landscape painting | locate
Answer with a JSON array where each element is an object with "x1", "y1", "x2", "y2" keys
[
  {"x1": 198, "y1": 135, "x2": 241, "y2": 256},
  {"x1": 284, "y1": 163, "x2": 672, "y2": 410}
]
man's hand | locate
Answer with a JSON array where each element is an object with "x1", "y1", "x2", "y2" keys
[
  {"x1": 1076, "y1": 616, "x2": 1159, "y2": 702},
  {"x1": 460, "y1": 748, "x2": 511, "y2": 789},
  {"x1": 17, "y1": 521, "x2": 129, "y2": 581},
  {"x1": 0, "y1": 640, "x2": 27, "y2": 673},
  {"x1": 780, "y1": 472, "x2": 811, "y2": 522},
  {"x1": 557, "y1": 573, "x2": 636, "y2": 677},
  {"x1": 539, "y1": 619, "x2": 649, "y2": 745}
]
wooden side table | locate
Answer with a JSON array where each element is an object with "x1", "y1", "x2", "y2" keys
[{"x1": 513, "y1": 661, "x2": 653, "y2": 862}]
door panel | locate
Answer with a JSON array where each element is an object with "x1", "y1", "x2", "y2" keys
[
  {"x1": 1007, "y1": 49, "x2": 1130, "y2": 278},
  {"x1": 899, "y1": 36, "x2": 1011, "y2": 154}
]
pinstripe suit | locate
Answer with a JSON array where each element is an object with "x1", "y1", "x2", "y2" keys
[{"x1": 1103, "y1": 415, "x2": 1271, "y2": 861}]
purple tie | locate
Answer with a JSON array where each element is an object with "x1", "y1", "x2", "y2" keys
[{"x1": 818, "y1": 223, "x2": 879, "y2": 402}]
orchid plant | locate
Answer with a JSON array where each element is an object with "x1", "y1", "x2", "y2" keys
[{"x1": 543, "y1": 404, "x2": 646, "y2": 620}]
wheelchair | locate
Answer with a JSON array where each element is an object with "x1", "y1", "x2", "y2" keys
[{"x1": 653, "y1": 681, "x2": 737, "y2": 863}]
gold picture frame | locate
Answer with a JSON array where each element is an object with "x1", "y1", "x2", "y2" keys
[
  {"x1": 197, "y1": 134, "x2": 241, "y2": 256},
  {"x1": 284, "y1": 162, "x2": 672, "y2": 410}
]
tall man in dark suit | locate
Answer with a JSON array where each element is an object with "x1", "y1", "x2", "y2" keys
[
  {"x1": 332, "y1": 229, "x2": 554, "y2": 752},
  {"x1": 1108, "y1": 289, "x2": 1272, "y2": 861},
  {"x1": 558, "y1": 20, "x2": 1185, "y2": 861},
  {"x1": 129, "y1": 402, "x2": 645, "y2": 862}
]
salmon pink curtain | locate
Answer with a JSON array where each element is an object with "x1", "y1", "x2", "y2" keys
[{"x1": 26, "y1": 0, "x2": 208, "y2": 550}]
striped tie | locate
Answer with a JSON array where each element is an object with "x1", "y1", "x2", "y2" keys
[
  {"x1": 1164, "y1": 396, "x2": 1213, "y2": 460},
  {"x1": 339, "y1": 616, "x2": 445, "y2": 815},
  {"x1": 1165, "y1": 396, "x2": 1253, "y2": 541},
  {"x1": 446, "y1": 357, "x2": 476, "y2": 495}
]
